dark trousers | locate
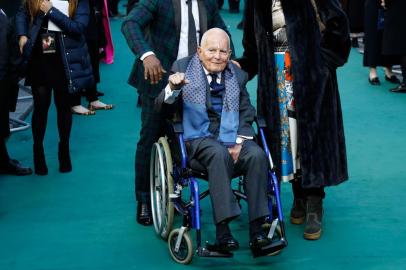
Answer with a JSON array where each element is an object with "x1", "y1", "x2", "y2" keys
[
  {"x1": 291, "y1": 179, "x2": 325, "y2": 199},
  {"x1": 401, "y1": 56, "x2": 406, "y2": 84},
  {"x1": 108, "y1": 0, "x2": 120, "y2": 15},
  {"x1": 0, "y1": 138, "x2": 9, "y2": 167},
  {"x1": 135, "y1": 94, "x2": 165, "y2": 202},
  {"x1": 31, "y1": 85, "x2": 72, "y2": 148},
  {"x1": 189, "y1": 139, "x2": 269, "y2": 224}
]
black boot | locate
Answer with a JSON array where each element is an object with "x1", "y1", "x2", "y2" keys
[
  {"x1": 33, "y1": 144, "x2": 48, "y2": 175},
  {"x1": 58, "y1": 142, "x2": 72, "y2": 173},
  {"x1": 290, "y1": 198, "x2": 306, "y2": 224},
  {"x1": 304, "y1": 196, "x2": 323, "y2": 240}
]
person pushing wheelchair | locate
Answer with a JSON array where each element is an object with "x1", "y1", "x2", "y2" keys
[{"x1": 155, "y1": 28, "x2": 272, "y2": 255}]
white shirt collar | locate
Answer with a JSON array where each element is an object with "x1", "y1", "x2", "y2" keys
[{"x1": 202, "y1": 66, "x2": 221, "y2": 83}]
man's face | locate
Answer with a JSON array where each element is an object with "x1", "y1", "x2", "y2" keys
[{"x1": 197, "y1": 33, "x2": 231, "y2": 73}]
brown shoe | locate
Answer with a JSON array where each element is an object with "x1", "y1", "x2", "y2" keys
[{"x1": 290, "y1": 198, "x2": 306, "y2": 224}]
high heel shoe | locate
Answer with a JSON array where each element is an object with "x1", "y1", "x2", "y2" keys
[
  {"x1": 58, "y1": 142, "x2": 72, "y2": 173},
  {"x1": 33, "y1": 144, "x2": 48, "y2": 175}
]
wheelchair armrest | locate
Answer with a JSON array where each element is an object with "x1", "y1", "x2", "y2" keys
[{"x1": 255, "y1": 116, "x2": 267, "y2": 129}]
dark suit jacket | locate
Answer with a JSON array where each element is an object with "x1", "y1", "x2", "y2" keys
[
  {"x1": 154, "y1": 56, "x2": 256, "y2": 158},
  {"x1": 0, "y1": 11, "x2": 20, "y2": 138},
  {"x1": 121, "y1": 0, "x2": 233, "y2": 98}
]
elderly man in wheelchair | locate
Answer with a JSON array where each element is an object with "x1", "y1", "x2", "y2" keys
[{"x1": 151, "y1": 28, "x2": 287, "y2": 264}]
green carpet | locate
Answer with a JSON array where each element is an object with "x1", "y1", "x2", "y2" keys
[{"x1": 1, "y1": 3, "x2": 406, "y2": 270}]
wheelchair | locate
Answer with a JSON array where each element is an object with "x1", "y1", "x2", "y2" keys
[{"x1": 149, "y1": 117, "x2": 287, "y2": 264}]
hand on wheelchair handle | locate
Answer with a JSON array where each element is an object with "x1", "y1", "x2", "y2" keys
[
  {"x1": 228, "y1": 144, "x2": 242, "y2": 163},
  {"x1": 169, "y1": 72, "x2": 190, "y2": 90}
]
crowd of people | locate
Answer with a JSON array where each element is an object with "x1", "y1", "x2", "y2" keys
[
  {"x1": 343, "y1": 0, "x2": 406, "y2": 92},
  {"x1": 1, "y1": 0, "x2": 404, "y2": 259}
]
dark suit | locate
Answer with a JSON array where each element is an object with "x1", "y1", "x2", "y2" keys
[
  {"x1": 155, "y1": 56, "x2": 270, "y2": 223},
  {"x1": 121, "y1": 0, "x2": 233, "y2": 203},
  {"x1": 0, "y1": 11, "x2": 19, "y2": 139},
  {"x1": 0, "y1": 10, "x2": 20, "y2": 163}
]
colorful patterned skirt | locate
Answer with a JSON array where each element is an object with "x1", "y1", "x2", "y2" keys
[{"x1": 274, "y1": 51, "x2": 300, "y2": 182}]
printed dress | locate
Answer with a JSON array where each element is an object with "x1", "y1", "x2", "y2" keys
[{"x1": 272, "y1": 0, "x2": 300, "y2": 182}]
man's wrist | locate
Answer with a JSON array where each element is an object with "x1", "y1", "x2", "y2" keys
[{"x1": 140, "y1": 51, "x2": 155, "y2": 61}]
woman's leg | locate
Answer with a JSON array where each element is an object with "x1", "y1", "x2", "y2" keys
[
  {"x1": 71, "y1": 92, "x2": 95, "y2": 115},
  {"x1": 383, "y1": 66, "x2": 400, "y2": 83},
  {"x1": 31, "y1": 86, "x2": 52, "y2": 175},
  {"x1": 54, "y1": 85, "x2": 73, "y2": 172}
]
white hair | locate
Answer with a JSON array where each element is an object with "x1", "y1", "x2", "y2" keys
[{"x1": 200, "y1": 28, "x2": 230, "y2": 50}]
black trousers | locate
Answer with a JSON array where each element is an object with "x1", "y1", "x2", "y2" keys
[
  {"x1": 135, "y1": 94, "x2": 165, "y2": 202},
  {"x1": 0, "y1": 138, "x2": 9, "y2": 167},
  {"x1": 189, "y1": 139, "x2": 269, "y2": 224},
  {"x1": 108, "y1": 0, "x2": 120, "y2": 15},
  {"x1": 401, "y1": 56, "x2": 406, "y2": 84},
  {"x1": 31, "y1": 85, "x2": 72, "y2": 148}
]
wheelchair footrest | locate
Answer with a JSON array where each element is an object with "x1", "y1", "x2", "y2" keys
[
  {"x1": 197, "y1": 247, "x2": 234, "y2": 258},
  {"x1": 251, "y1": 238, "x2": 287, "y2": 258}
]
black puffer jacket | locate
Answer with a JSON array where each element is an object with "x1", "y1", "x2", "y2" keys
[{"x1": 16, "y1": 0, "x2": 94, "y2": 93}]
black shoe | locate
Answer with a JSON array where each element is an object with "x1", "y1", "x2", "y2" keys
[
  {"x1": 390, "y1": 83, "x2": 406, "y2": 93},
  {"x1": 249, "y1": 232, "x2": 271, "y2": 251},
  {"x1": 0, "y1": 159, "x2": 32, "y2": 176},
  {"x1": 34, "y1": 144, "x2": 48, "y2": 175},
  {"x1": 304, "y1": 196, "x2": 323, "y2": 240},
  {"x1": 136, "y1": 202, "x2": 153, "y2": 226},
  {"x1": 385, "y1": 75, "x2": 400, "y2": 84},
  {"x1": 58, "y1": 142, "x2": 72, "y2": 173},
  {"x1": 207, "y1": 234, "x2": 239, "y2": 252},
  {"x1": 368, "y1": 77, "x2": 381, "y2": 86}
]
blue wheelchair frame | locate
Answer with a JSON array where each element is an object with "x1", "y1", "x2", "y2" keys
[{"x1": 155, "y1": 117, "x2": 287, "y2": 264}]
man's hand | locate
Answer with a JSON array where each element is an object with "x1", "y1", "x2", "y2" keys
[
  {"x1": 228, "y1": 144, "x2": 242, "y2": 163},
  {"x1": 168, "y1": 72, "x2": 189, "y2": 90},
  {"x1": 143, "y1": 54, "x2": 166, "y2": 85},
  {"x1": 40, "y1": 0, "x2": 53, "y2": 14},
  {"x1": 19, "y1": 36, "x2": 28, "y2": 54}
]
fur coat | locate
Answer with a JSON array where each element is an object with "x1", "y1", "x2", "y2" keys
[{"x1": 238, "y1": 0, "x2": 351, "y2": 187}]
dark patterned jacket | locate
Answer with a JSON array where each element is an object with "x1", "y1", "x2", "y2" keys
[{"x1": 121, "y1": 0, "x2": 233, "y2": 98}]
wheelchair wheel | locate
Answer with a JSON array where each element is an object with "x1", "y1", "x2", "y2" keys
[
  {"x1": 168, "y1": 228, "x2": 193, "y2": 264},
  {"x1": 150, "y1": 137, "x2": 174, "y2": 240}
]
